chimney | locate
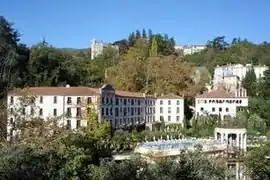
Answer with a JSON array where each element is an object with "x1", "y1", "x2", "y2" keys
[{"x1": 154, "y1": 93, "x2": 157, "y2": 97}]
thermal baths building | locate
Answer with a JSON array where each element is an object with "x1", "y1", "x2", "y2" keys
[
  {"x1": 7, "y1": 84, "x2": 184, "y2": 136},
  {"x1": 195, "y1": 88, "x2": 248, "y2": 119}
]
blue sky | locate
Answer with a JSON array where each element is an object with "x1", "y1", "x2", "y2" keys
[{"x1": 2, "y1": 0, "x2": 270, "y2": 48}]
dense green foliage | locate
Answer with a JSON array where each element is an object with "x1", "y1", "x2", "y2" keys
[{"x1": 245, "y1": 141, "x2": 270, "y2": 180}]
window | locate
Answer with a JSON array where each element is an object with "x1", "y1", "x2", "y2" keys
[
  {"x1": 168, "y1": 107, "x2": 171, "y2": 113},
  {"x1": 212, "y1": 107, "x2": 215, "y2": 112},
  {"x1": 110, "y1": 98, "x2": 113, "y2": 105},
  {"x1": 76, "y1": 120, "x2": 81, "y2": 129},
  {"x1": 176, "y1": 116, "x2": 180, "y2": 121},
  {"x1": 67, "y1": 97, "x2": 72, "y2": 104},
  {"x1": 101, "y1": 108, "x2": 104, "y2": 116},
  {"x1": 160, "y1": 116, "x2": 164, "y2": 121},
  {"x1": 226, "y1": 108, "x2": 229, "y2": 112},
  {"x1": 10, "y1": 108, "x2": 13, "y2": 115},
  {"x1": 131, "y1": 99, "x2": 134, "y2": 105},
  {"x1": 115, "y1": 108, "x2": 119, "y2": 116},
  {"x1": 160, "y1": 100, "x2": 163, "y2": 105},
  {"x1": 76, "y1": 108, "x2": 81, "y2": 118},
  {"x1": 177, "y1": 100, "x2": 180, "y2": 105},
  {"x1": 87, "y1": 97, "x2": 92, "y2": 105},
  {"x1": 124, "y1": 99, "x2": 127, "y2": 105},
  {"x1": 200, "y1": 107, "x2": 204, "y2": 111},
  {"x1": 22, "y1": 108, "x2": 25, "y2": 115},
  {"x1": 31, "y1": 108, "x2": 34, "y2": 116},
  {"x1": 53, "y1": 96, "x2": 57, "y2": 104},
  {"x1": 219, "y1": 107, "x2": 222, "y2": 112},
  {"x1": 40, "y1": 96, "x2": 43, "y2": 104},
  {"x1": 10, "y1": 118, "x2": 13, "y2": 124},
  {"x1": 39, "y1": 109, "x2": 43, "y2": 116},
  {"x1": 110, "y1": 108, "x2": 113, "y2": 115},
  {"x1": 116, "y1": 98, "x2": 119, "y2": 105},
  {"x1": 53, "y1": 109, "x2": 57, "y2": 116},
  {"x1": 10, "y1": 96, "x2": 14, "y2": 104},
  {"x1": 160, "y1": 107, "x2": 163, "y2": 113},
  {"x1": 77, "y1": 97, "x2": 81, "y2": 104},
  {"x1": 168, "y1": 100, "x2": 171, "y2": 105},
  {"x1": 168, "y1": 116, "x2": 171, "y2": 121},
  {"x1": 106, "y1": 108, "x2": 109, "y2": 116},
  {"x1": 176, "y1": 107, "x2": 180, "y2": 113},
  {"x1": 67, "y1": 108, "x2": 71, "y2": 117},
  {"x1": 67, "y1": 120, "x2": 71, "y2": 129},
  {"x1": 30, "y1": 97, "x2": 35, "y2": 104}
]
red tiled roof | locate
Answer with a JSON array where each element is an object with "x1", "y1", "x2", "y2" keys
[
  {"x1": 9, "y1": 86, "x2": 155, "y2": 98},
  {"x1": 9, "y1": 87, "x2": 99, "y2": 96},
  {"x1": 196, "y1": 90, "x2": 236, "y2": 98},
  {"x1": 158, "y1": 93, "x2": 184, "y2": 99}
]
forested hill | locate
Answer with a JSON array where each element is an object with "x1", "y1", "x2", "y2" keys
[{"x1": 184, "y1": 37, "x2": 270, "y2": 73}]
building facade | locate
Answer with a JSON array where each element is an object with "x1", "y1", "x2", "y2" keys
[
  {"x1": 155, "y1": 94, "x2": 185, "y2": 124},
  {"x1": 213, "y1": 64, "x2": 267, "y2": 91},
  {"x1": 175, "y1": 45, "x2": 206, "y2": 55},
  {"x1": 7, "y1": 84, "x2": 184, "y2": 137},
  {"x1": 195, "y1": 89, "x2": 248, "y2": 119},
  {"x1": 90, "y1": 39, "x2": 118, "y2": 60}
]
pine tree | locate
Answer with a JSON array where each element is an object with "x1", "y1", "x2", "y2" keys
[
  {"x1": 128, "y1": 32, "x2": 136, "y2": 47},
  {"x1": 142, "y1": 29, "x2": 147, "y2": 39},
  {"x1": 242, "y1": 66, "x2": 257, "y2": 96},
  {"x1": 259, "y1": 68, "x2": 270, "y2": 99},
  {"x1": 135, "y1": 30, "x2": 141, "y2": 40}
]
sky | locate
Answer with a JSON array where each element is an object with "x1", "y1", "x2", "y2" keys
[{"x1": 2, "y1": 0, "x2": 270, "y2": 48}]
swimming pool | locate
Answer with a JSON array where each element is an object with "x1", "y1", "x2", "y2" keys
[
  {"x1": 141, "y1": 140, "x2": 195, "y2": 151},
  {"x1": 136, "y1": 139, "x2": 226, "y2": 154}
]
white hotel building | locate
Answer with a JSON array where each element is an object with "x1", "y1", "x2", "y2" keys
[
  {"x1": 7, "y1": 84, "x2": 184, "y2": 136},
  {"x1": 195, "y1": 88, "x2": 248, "y2": 120},
  {"x1": 213, "y1": 64, "x2": 267, "y2": 91}
]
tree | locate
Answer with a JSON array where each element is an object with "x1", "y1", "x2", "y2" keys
[
  {"x1": 128, "y1": 32, "x2": 136, "y2": 47},
  {"x1": 135, "y1": 30, "x2": 141, "y2": 40},
  {"x1": 0, "y1": 16, "x2": 22, "y2": 97},
  {"x1": 242, "y1": 66, "x2": 257, "y2": 96},
  {"x1": 28, "y1": 41, "x2": 82, "y2": 87},
  {"x1": 106, "y1": 39, "x2": 149, "y2": 91},
  {"x1": 258, "y1": 67, "x2": 270, "y2": 99},
  {"x1": 142, "y1": 29, "x2": 147, "y2": 39},
  {"x1": 245, "y1": 141, "x2": 270, "y2": 180}
]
